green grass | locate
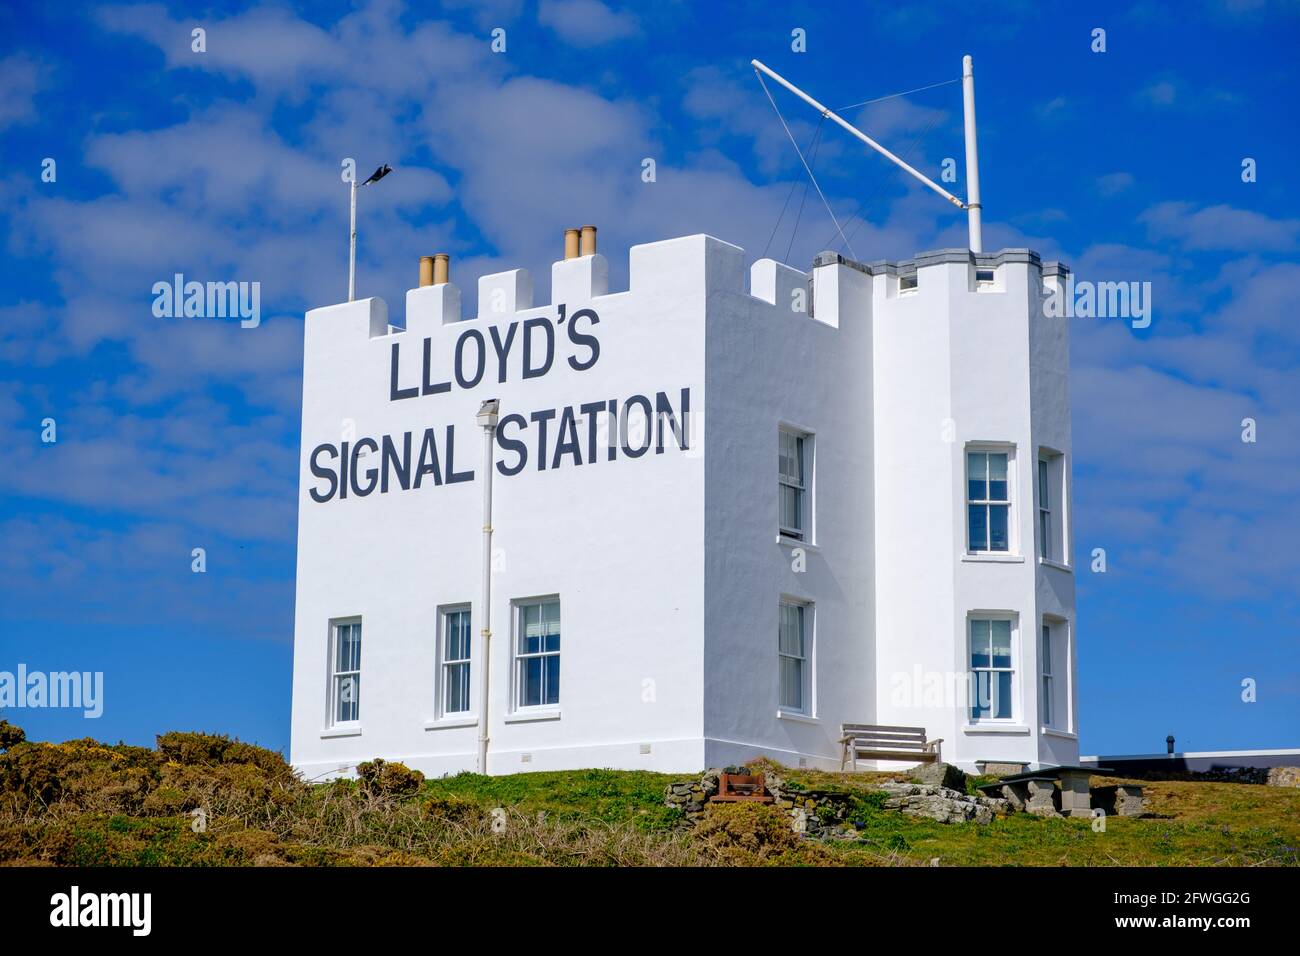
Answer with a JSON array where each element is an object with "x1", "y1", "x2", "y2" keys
[
  {"x1": 421, "y1": 768, "x2": 686, "y2": 831},
  {"x1": 412, "y1": 764, "x2": 1300, "y2": 867}
]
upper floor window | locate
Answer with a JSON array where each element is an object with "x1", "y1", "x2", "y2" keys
[
  {"x1": 1038, "y1": 459, "x2": 1051, "y2": 559},
  {"x1": 779, "y1": 429, "x2": 808, "y2": 541},
  {"x1": 516, "y1": 598, "x2": 560, "y2": 709},
  {"x1": 1038, "y1": 451, "x2": 1066, "y2": 564},
  {"x1": 441, "y1": 606, "x2": 472, "y2": 716},
  {"x1": 967, "y1": 450, "x2": 1010, "y2": 552},
  {"x1": 330, "y1": 619, "x2": 362, "y2": 725}
]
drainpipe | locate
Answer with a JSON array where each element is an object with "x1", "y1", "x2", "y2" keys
[{"x1": 475, "y1": 399, "x2": 501, "y2": 775}]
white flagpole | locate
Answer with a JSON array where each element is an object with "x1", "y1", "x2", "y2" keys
[
  {"x1": 348, "y1": 179, "x2": 358, "y2": 302},
  {"x1": 962, "y1": 55, "x2": 983, "y2": 253}
]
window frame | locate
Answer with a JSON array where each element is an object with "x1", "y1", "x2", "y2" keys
[
  {"x1": 778, "y1": 426, "x2": 815, "y2": 543},
  {"x1": 1040, "y1": 615, "x2": 1071, "y2": 732},
  {"x1": 1038, "y1": 458, "x2": 1051, "y2": 560},
  {"x1": 1037, "y1": 449, "x2": 1067, "y2": 566},
  {"x1": 967, "y1": 614, "x2": 1017, "y2": 723},
  {"x1": 965, "y1": 444, "x2": 1015, "y2": 554},
  {"x1": 439, "y1": 604, "x2": 473, "y2": 718},
  {"x1": 778, "y1": 599, "x2": 813, "y2": 715},
  {"x1": 513, "y1": 597, "x2": 561, "y2": 712},
  {"x1": 328, "y1": 617, "x2": 362, "y2": 728},
  {"x1": 1041, "y1": 622, "x2": 1054, "y2": 728},
  {"x1": 778, "y1": 429, "x2": 806, "y2": 541}
]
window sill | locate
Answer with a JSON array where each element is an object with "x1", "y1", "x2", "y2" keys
[
  {"x1": 962, "y1": 552, "x2": 1025, "y2": 564},
  {"x1": 321, "y1": 726, "x2": 362, "y2": 739},
  {"x1": 962, "y1": 722, "x2": 1030, "y2": 736},
  {"x1": 424, "y1": 716, "x2": 478, "y2": 731},
  {"x1": 504, "y1": 709, "x2": 562, "y2": 724},
  {"x1": 1038, "y1": 557, "x2": 1073, "y2": 573},
  {"x1": 776, "y1": 710, "x2": 819, "y2": 724},
  {"x1": 1042, "y1": 728, "x2": 1078, "y2": 740},
  {"x1": 776, "y1": 534, "x2": 819, "y2": 551}
]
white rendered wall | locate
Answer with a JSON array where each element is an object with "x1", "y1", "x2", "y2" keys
[
  {"x1": 700, "y1": 250, "x2": 876, "y2": 771},
  {"x1": 291, "y1": 237, "x2": 714, "y2": 779},
  {"x1": 290, "y1": 234, "x2": 1078, "y2": 778},
  {"x1": 869, "y1": 251, "x2": 1078, "y2": 770}
]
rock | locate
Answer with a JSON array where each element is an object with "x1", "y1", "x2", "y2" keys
[
  {"x1": 876, "y1": 782, "x2": 1001, "y2": 825},
  {"x1": 982, "y1": 796, "x2": 1011, "y2": 815},
  {"x1": 1267, "y1": 766, "x2": 1300, "y2": 788},
  {"x1": 908, "y1": 761, "x2": 968, "y2": 792}
]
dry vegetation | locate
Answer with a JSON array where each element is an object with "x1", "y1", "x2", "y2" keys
[{"x1": 0, "y1": 721, "x2": 1295, "y2": 867}]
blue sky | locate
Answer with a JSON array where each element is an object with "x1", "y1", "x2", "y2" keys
[{"x1": 1, "y1": 0, "x2": 1297, "y2": 757}]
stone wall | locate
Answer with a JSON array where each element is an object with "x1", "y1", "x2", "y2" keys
[{"x1": 665, "y1": 764, "x2": 1010, "y2": 835}]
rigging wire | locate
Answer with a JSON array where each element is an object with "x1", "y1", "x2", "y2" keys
[
  {"x1": 835, "y1": 77, "x2": 960, "y2": 112},
  {"x1": 784, "y1": 119, "x2": 826, "y2": 264},
  {"x1": 755, "y1": 68, "x2": 857, "y2": 260},
  {"x1": 761, "y1": 116, "x2": 825, "y2": 261}
]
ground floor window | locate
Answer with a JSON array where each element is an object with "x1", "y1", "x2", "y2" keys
[
  {"x1": 969, "y1": 617, "x2": 1013, "y2": 720},
  {"x1": 516, "y1": 598, "x2": 560, "y2": 708},
  {"x1": 1041, "y1": 618, "x2": 1069, "y2": 730},
  {"x1": 442, "y1": 606, "x2": 472, "y2": 716},
  {"x1": 779, "y1": 600, "x2": 811, "y2": 713},
  {"x1": 331, "y1": 619, "x2": 361, "y2": 725}
]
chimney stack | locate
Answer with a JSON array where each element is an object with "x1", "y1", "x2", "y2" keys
[
  {"x1": 564, "y1": 228, "x2": 580, "y2": 260},
  {"x1": 579, "y1": 224, "x2": 597, "y2": 256}
]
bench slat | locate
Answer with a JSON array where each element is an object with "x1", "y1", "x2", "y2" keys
[
  {"x1": 841, "y1": 724, "x2": 927, "y2": 734},
  {"x1": 853, "y1": 750, "x2": 939, "y2": 762}
]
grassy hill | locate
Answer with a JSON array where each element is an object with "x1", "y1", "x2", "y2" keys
[{"x1": 1, "y1": 724, "x2": 1296, "y2": 867}]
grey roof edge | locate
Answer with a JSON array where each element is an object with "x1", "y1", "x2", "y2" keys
[{"x1": 812, "y1": 247, "x2": 1068, "y2": 276}]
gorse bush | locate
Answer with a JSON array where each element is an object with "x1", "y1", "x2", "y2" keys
[
  {"x1": 0, "y1": 720, "x2": 25, "y2": 752},
  {"x1": 0, "y1": 730, "x2": 298, "y2": 822},
  {"x1": 694, "y1": 802, "x2": 801, "y2": 863},
  {"x1": 355, "y1": 758, "x2": 425, "y2": 799}
]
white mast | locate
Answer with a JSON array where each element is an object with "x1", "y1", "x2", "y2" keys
[{"x1": 961, "y1": 55, "x2": 983, "y2": 253}]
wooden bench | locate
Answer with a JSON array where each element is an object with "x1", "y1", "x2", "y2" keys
[{"x1": 839, "y1": 724, "x2": 943, "y2": 771}]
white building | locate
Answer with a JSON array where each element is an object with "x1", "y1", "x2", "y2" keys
[{"x1": 289, "y1": 230, "x2": 1081, "y2": 778}]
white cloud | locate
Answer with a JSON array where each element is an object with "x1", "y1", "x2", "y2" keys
[
  {"x1": 0, "y1": 52, "x2": 47, "y2": 130},
  {"x1": 1096, "y1": 172, "x2": 1135, "y2": 197},
  {"x1": 1140, "y1": 201, "x2": 1300, "y2": 252},
  {"x1": 538, "y1": 0, "x2": 639, "y2": 46}
]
